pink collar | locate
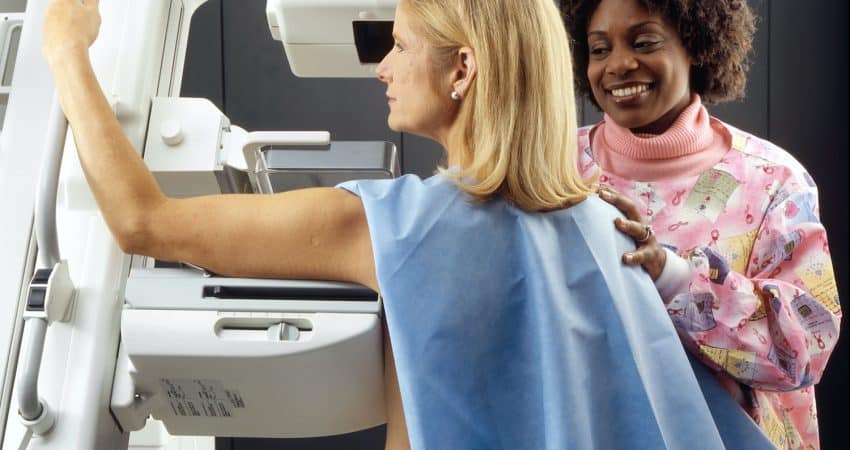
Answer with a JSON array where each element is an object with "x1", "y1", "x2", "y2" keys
[{"x1": 599, "y1": 95, "x2": 714, "y2": 160}]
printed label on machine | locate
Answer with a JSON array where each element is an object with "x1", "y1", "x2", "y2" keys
[{"x1": 160, "y1": 378, "x2": 246, "y2": 418}]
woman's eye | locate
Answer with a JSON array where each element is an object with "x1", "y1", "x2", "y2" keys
[
  {"x1": 589, "y1": 46, "x2": 610, "y2": 57},
  {"x1": 394, "y1": 42, "x2": 404, "y2": 52},
  {"x1": 634, "y1": 40, "x2": 660, "y2": 50}
]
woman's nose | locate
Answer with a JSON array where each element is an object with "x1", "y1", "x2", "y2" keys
[
  {"x1": 375, "y1": 53, "x2": 391, "y2": 82},
  {"x1": 607, "y1": 47, "x2": 639, "y2": 77}
]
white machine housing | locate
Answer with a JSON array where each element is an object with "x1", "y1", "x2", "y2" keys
[
  {"x1": 266, "y1": 0, "x2": 397, "y2": 77},
  {"x1": 1, "y1": 0, "x2": 403, "y2": 448},
  {"x1": 109, "y1": 97, "x2": 397, "y2": 438},
  {"x1": 0, "y1": 13, "x2": 24, "y2": 133},
  {"x1": 112, "y1": 270, "x2": 386, "y2": 438}
]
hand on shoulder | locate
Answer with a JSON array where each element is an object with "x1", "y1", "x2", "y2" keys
[{"x1": 598, "y1": 187, "x2": 667, "y2": 280}]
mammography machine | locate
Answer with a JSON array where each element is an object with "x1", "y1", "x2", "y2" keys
[{"x1": 0, "y1": 1, "x2": 399, "y2": 448}]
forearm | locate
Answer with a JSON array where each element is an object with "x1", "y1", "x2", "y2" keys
[
  {"x1": 670, "y1": 235, "x2": 840, "y2": 390},
  {"x1": 48, "y1": 48, "x2": 165, "y2": 242}
]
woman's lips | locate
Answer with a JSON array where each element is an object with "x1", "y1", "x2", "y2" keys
[{"x1": 607, "y1": 83, "x2": 652, "y2": 105}]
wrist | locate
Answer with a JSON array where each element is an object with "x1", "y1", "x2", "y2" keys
[
  {"x1": 654, "y1": 248, "x2": 692, "y2": 303},
  {"x1": 44, "y1": 44, "x2": 90, "y2": 69}
]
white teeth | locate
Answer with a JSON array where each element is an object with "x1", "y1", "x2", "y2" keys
[{"x1": 611, "y1": 84, "x2": 649, "y2": 97}]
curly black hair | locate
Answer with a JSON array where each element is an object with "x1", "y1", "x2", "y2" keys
[{"x1": 559, "y1": 0, "x2": 756, "y2": 106}]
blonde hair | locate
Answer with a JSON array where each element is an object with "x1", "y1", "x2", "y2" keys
[{"x1": 402, "y1": 0, "x2": 597, "y2": 212}]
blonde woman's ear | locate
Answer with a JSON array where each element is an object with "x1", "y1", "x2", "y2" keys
[{"x1": 451, "y1": 47, "x2": 477, "y2": 98}]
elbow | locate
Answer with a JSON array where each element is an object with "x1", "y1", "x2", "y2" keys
[
  {"x1": 112, "y1": 216, "x2": 153, "y2": 256},
  {"x1": 109, "y1": 206, "x2": 161, "y2": 256}
]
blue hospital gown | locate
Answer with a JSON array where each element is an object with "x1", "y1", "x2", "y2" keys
[{"x1": 339, "y1": 174, "x2": 774, "y2": 450}]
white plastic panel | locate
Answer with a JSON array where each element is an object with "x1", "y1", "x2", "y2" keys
[
  {"x1": 116, "y1": 309, "x2": 386, "y2": 438},
  {"x1": 142, "y1": 97, "x2": 230, "y2": 198},
  {"x1": 2, "y1": 0, "x2": 209, "y2": 449},
  {"x1": 0, "y1": 13, "x2": 24, "y2": 129},
  {"x1": 266, "y1": 0, "x2": 396, "y2": 77},
  {"x1": 129, "y1": 420, "x2": 213, "y2": 450}
]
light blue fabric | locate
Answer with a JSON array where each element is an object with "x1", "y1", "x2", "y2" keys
[{"x1": 339, "y1": 174, "x2": 775, "y2": 450}]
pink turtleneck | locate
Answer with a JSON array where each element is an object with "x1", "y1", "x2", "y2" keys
[{"x1": 590, "y1": 95, "x2": 731, "y2": 181}]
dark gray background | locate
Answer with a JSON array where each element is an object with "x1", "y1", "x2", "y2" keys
[
  {"x1": 179, "y1": 1, "x2": 848, "y2": 449},
  {"x1": 0, "y1": 0, "x2": 27, "y2": 12}
]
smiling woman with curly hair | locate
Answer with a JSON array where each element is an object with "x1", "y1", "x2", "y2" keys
[
  {"x1": 559, "y1": 1, "x2": 841, "y2": 449},
  {"x1": 562, "y1": 0, "x2": 756, "y2": 107}
]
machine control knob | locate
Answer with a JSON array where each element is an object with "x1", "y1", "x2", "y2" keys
[{"x1": 160, "y1": 120, "x2": 184, "y2": 146}]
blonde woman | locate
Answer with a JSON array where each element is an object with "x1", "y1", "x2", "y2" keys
[{"x1": 42, "y1": 0, "x2": 766, "y2": 449}]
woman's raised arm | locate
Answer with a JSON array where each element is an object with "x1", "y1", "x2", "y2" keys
[{"x1": 43, "y1": 0, "x2": 377, "y2": 290}]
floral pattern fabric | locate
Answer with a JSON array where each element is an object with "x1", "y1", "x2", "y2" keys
[{"x1": 578, "y1": 122, "x2": 841, "y2": 450}]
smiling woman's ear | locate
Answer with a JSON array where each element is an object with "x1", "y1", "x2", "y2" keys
[{"x1": 450, "y1": 47, "x2": 476, "y2": 98}]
